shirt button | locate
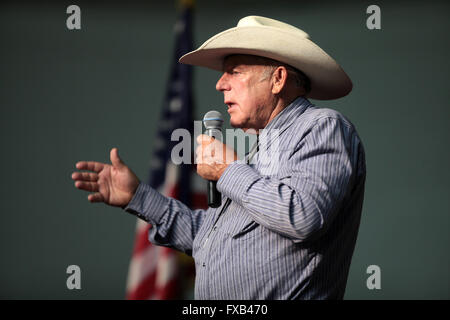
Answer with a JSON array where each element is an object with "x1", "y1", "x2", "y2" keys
[
  {"x1": 213, "y1": 226, "x2": 217, "y2": 231},
  {"x1": 202, "y1": 262, "x2": 206, "y2": 267}
]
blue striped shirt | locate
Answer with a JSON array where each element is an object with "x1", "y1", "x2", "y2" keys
[{"x1": 125, "y1": 96, "x2": 366, "y2": 299}]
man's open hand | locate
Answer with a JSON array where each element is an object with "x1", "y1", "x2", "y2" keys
[
  {"x1": 196, "y1": 134, "x2": 238, "y2": 181},
  {"x1": 72, "y1": 148, "x2": 140, "y2": 208}
]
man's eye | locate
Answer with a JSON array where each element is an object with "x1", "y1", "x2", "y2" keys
[{"x1": 225, "y1": 69, "x2": 240, "y2": 75}]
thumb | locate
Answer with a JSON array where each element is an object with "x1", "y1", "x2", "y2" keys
[{"x1": 110, "y1": 148, "x2": 125, "y2": 169}]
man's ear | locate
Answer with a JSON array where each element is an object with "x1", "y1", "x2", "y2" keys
[{"x1": 271, "y1": 66, "x2": 288, "y2": 94}]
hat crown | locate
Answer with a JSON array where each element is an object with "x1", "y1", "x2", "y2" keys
[{"x1": 237, "y1": 16, "x2": 310, "y2": 39}]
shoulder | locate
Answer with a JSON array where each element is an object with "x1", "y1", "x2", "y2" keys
[
  {"x1": 286, "y1": 105, "x2": 363, "y2": 150},
  {"x1": 298, "y1": 106, "x2": 356, "y2": 131}
]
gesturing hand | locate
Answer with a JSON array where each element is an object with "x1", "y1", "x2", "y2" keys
[{"x1": 72, "y1": 148, "x2": 140, "y2": 208}]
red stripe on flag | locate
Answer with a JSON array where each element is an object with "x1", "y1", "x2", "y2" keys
[
  {"x1": 167, "y1": 184, "x2": 179, "y2": 198},
  {"x1": 155, "y1": 276, "x2": 179, "y2": 300},
  {"x1": 132, "y1": 224, "x2": 152, "y2": 256},
  {"x1": 126, "y1": 268, "x2": 157, "y2": 300},
  {"x1": 154, "y1": 247, "x2": 180, "y2": 299}
]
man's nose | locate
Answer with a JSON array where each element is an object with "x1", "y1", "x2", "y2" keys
[{"x1": 216, "y1": 73, "x2": 230, "y2": 92}]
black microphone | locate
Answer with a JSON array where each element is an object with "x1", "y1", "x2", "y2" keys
[{"x1": 202, "y1": 110, "x2": 224, "y2": 208}]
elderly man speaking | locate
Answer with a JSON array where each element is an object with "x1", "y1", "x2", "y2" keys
[{"x1": 72, "y1": 16, "x2": 366, "y2": 299}]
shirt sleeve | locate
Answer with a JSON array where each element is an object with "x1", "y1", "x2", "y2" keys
[
  {"x1": 216, "y1": 117, "x2": 355, "y2": 242},
  {"x1": 124, "y1": 182, "x2": 206, "y2": 255}
]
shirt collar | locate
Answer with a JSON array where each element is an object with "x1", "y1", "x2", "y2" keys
[
  {"x1": 245, "y1": 96, "x2": 313, "y2": 164},
  {"x1": 264, "y1": 96, "x2": 313, "y2": 131}
]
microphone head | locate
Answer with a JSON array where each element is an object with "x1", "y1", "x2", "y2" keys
[{"x1": 203, "y1": 110, "x2": 223, "y2": 130}]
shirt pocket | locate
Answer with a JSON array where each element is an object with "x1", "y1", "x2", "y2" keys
[{"x1": 231, "y1": 220, "x2": 264, "y2": 241}]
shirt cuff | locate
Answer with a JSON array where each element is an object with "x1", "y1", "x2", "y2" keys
[
  {"x1": 124, "y1": 182, "x2": 169, "y2": 224},
  {"x1": 216, "y1": 161, "x2": 260, "y2": 205}
]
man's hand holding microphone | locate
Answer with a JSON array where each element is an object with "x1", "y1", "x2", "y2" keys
[{"x1": 195, "y1": 134, "x2": 237, "y2": 181}]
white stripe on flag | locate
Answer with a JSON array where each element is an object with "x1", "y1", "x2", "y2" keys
[
  {"x1": 126, "y1": 246, "x2": 160, "y2": 293},
  {"x1": 155, "y1": 250, "x2": 177, "y2": 289},
  {"x1": 136, "y1": 218, "x2": 149, "y2": 233}
]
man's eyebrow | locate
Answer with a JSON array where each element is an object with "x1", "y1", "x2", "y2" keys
[
  {"x1": 223, "y1": 65, "x2": 237, "y2": 72},
  {"x1": 224, "y1": 64, "x2": 246, "y2": 72}
]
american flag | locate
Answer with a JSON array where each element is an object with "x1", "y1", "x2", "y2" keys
[{"x1": 126, "y1": 1, "x2": 206, "y2": 300}]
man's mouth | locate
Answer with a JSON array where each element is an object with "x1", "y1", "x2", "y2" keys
[{"x1": 226, "y1": 102, "x2": 237, "y2": 111}]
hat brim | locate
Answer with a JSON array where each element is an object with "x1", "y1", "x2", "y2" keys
[{"x1": 179, "y1": 26, "x2": 352, "y2": 100}]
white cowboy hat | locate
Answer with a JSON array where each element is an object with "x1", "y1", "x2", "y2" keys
[{"x1": 179, "y1": 15, "x2": 352, "y2": 100}]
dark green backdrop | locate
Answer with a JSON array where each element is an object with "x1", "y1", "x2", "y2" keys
[{"x1": 1, "y1": 0, "x2": 449, "y2": 299}]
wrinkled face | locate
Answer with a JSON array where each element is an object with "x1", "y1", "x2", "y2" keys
[{"x1": 215, "y1": 55, "x2": 275, "y2": 131}]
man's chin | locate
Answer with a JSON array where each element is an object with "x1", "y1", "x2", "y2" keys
[
  {"x1": 229, "y1": 118, "x2": 242, "y2": 129},
  {"x1": 229, "y1": 121, "x2": 258, "y2": 134},
  {"x1": 243, "y1": 128, "x2": 259, "y2": 134},
  {"x1": 229, "y1": 117, "x2": 258, "y2": 134}
]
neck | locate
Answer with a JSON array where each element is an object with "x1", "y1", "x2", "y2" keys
[
  {"x1": 243, "y1": 93, "x2": 304, "y2": 134},
  {"x1": 264, "y1": 94, "x2": 302, "y2": 128}
]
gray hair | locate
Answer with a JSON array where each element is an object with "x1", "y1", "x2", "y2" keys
[
  {"x1": 258, "y1": 57, "x2": 311, "y2": 94},
  {"x1": 284, "y1": 65, "x2": 311, "y2": 94}
]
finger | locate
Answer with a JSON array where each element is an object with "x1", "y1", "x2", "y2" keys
[
  {"x1": 197, "y1": 153, "x2": 214, "y2": 165},
  {"x1": 76, "y1": 161, "x2": 105, "y2": 173},
  {"x1": 88, "y1": 192, "x2": 104, "y2": 203},
  {"x1": 196, "y1": 145, "x2": 202, "y2": 157},
  {"x1": 196, "y1": 150, "x2": 206, "y2": 164},
  {"x1": 197, "y1": 134, "x2": 213, "y2": 145},
  {"x1": 196, "y1": 163, "x2": 204, "y2": 174},
  {"x1": 196, "y1": 144, "x2": 210, "y2": 162},
  {"x1": 204, "y1": 143, "x2": 215, "y2": 157},
  {"x1": 74, "y1": 181, "x2": 99, "y2": 192},
  {"x1": 71, "y1": 171, "x2": 98, "y2": 182},
  {"x1": 196, "y1": 134, "x2": 204, "y2": 144},
  {"x1": 110, "y1": 148, "x2": 125, "y2": 169},
  {"x1": 196, "y1": 153, "x2": 202, "y2": 164}
]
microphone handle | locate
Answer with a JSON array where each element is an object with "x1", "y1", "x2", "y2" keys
[
  {"x1": 205, "y1": 128, "x2": 222, "y2": 208},
  {"x1": 207, "y1": 180, "x2": 222, "y2": 208}
]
